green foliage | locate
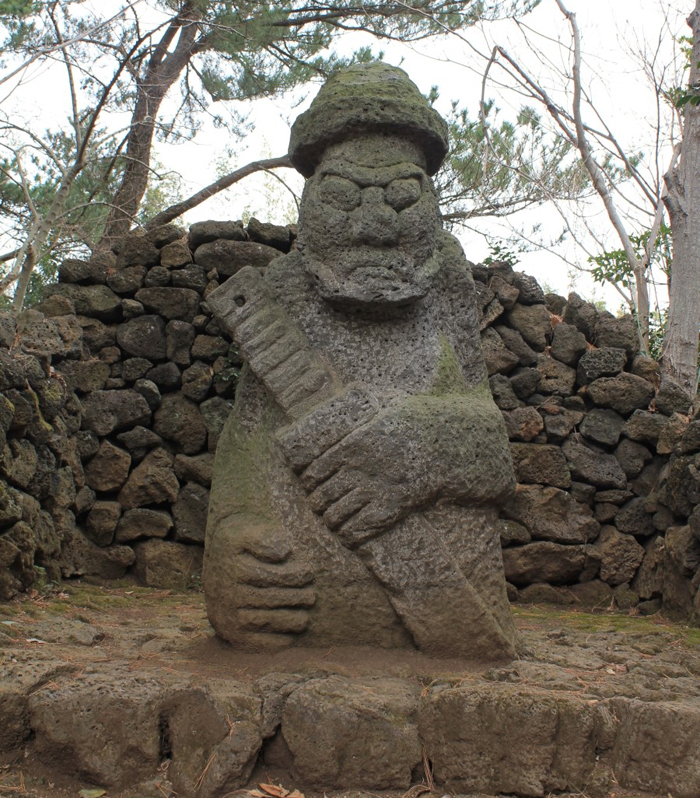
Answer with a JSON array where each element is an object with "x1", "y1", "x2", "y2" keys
[
  {"x1": 483, "y1": 241, "x2": 520, "y2": 267},
  {"x1": 665, "y1": 36, "x2": 700, "y2": 109},
  {"x1": 0, "y1": 0, "x2": 542, "y2": 304},
  {"x1": 437, "y1": 98, "x2": 591, "y2": 225},
  {"x1": 588, "y1": 223, "x2": 672, "y2": 291}
]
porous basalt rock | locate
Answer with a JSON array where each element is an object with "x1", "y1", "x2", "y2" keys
[{"x1": 204, "y1": 63, "x2": 519, "y2": 659}]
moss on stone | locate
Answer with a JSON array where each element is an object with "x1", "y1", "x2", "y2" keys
[{"x1": 428, "y1": 334, "x2": 469, "y2": 396}]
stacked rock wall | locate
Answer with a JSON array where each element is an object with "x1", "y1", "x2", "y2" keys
[
  {"x1": 473, "y1": 261, "x2": 700, "y2": 620},
  {"x1": 1, "y1": 220, "x2": 699, "y2": 625},
  {"x1": 41, "y1": 218, "x2": 293, "y2": 590},
  {"x1": 0, "y1": 308, "x2": 84, "y2": 598}
]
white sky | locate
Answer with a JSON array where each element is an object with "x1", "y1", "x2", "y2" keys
[{"x1": 1, "y1": 0, "x2": 689, "y2": 310}]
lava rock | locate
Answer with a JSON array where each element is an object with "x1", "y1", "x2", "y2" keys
[{"x1": 586, "y1": 373, "x2": 655, "y2": 416}]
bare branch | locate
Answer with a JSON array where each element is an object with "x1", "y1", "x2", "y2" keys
[{"x1": 145, "y1": 155, "x2": 293, "y2": 228}]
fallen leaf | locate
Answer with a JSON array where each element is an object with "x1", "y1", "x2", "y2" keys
[
  {"x1": 259, "y1": 784, "x2": 289, "y2": 798},
  {"x1": 79, "y1": 789, "x2": 107, "y2": 797}
]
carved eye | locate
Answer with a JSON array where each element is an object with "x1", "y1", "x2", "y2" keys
[
  {"x1": 384, "y1": 178, "x2": 421, "y2": 211},
  {"x1": 318, "y1": 175, "x2": 361, "y2": 211}
]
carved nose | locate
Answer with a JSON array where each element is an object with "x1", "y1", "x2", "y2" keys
[{"x1": 352, "y1": 186, "x2": 400, "y2": 246}]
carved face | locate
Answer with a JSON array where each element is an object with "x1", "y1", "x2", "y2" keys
[{"x1": 298, "y1": 137, "x2": 441, "y2": 312}]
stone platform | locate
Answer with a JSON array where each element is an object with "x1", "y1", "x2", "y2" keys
[{"x1": 0, "y1": 584, "x2": 698, "y2": 798}]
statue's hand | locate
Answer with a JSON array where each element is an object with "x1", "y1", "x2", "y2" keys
[
  {"x1": 232, "y1": 522, "x2": 316, "y2": 636},
  {"x1": 276, "y1": 390, "x2": 515, "y2": 547}
]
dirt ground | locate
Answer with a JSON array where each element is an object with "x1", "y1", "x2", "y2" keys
[{"x1": 0, "y1": 580, "x2": 698, "y2": 798}]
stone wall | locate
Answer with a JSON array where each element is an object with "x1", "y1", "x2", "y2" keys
[{"x1": 1, "y1": 219, "x2": 698, "y2": 624}]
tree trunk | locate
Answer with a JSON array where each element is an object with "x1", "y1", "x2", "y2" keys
[
  {"x1": 96, "y1": 4, "x2": 202, "y2": 252},
  {"x1": 662, "y1": 1, "x2": 700, "y2": 396}
]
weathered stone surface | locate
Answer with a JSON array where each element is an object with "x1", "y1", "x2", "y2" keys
[
  {"x1": 81, "y1": 389, "x2": 151, "y2": 436},
  {"x1": 664, "y1": 524, "x2": 700, "y2": 577},
  {"x1": 194, "y1": 239, "x2": 281, "y2": 276},
  {"x1": 84, "y1": 440, "x2": 131, "y2": 492},
  {"x1": 562, "y1": 292, "x2": 598, "y2": 339},
  {"x1": 283, "y1": 677, "x2": 421, "y2": 790},
  {"x1": 163, "y1": 686, "x2": 261, "y2": 798},
  {"x1": 116, "y1": 235, "x2": 160, "y2": 269},
  {"x1": 611, "y1": 698, "x2": 700, "y2": 798},
  {"x1": 494, "y1": 324, "x2": 537, "y2": 366},
  {"x1": 171, "y1": 263, "x2": 207, "y2": 292},
  {"x1": 550, "y1": 322, "x2": 587, "y2": 366},
  {"x1": 502, "y1": 542, "x2": 589, "y2": 585},
  {"x1": 116, "y1": 315, "x2": 167, "y2": 359},
  {"x1": 594, "y1": 314, "x2": 638, "y2": 358},
  {"x1": 204, "y1": 63, "x2": 518, "y2": 660},
  {"x1": 29, "y1": 673, "x2": 163, "y2": 788},
  {"x1": 118, "y1": 448, "x2": 179, "y2": 509},
  {"x1": 511, "y1": 271, "x2": 545, "y2": 305},
  {"x1": 116, "y1": 425, "x2": 162, "y2": 459},
  {"x1": 191, "y1": 333, "x2": 229, "y2": 362},
  {"x1": 614, "y1": 438, "x2": 652, "y2": 477},
  {"x1": 200, "y1": 396, "x2": 233, "y2": 451},
  {"x1": 510, "y1": 443, "x2": 571, "y2": 488},
  {"x1": 489, "y1": 373, "x2": 520, "y2": 410},
  {"x1": 15, "y1": 313, "x2": 83, "y2": 359},
  {"x1": 58, "y1": 527, "x2": 135, "y2": 579},
  {"x1": 655, "y1": 375, "x2": 693, "y2": 416},
  {"x1": 50, "y1": 284, "x2": 122, "y2": 321},
  {"x1": 580, "y1": 407, "x2": 625, "y2": 447},
  {"x1": 173, "y1": 482, "x2": 209, "y2": 544},
  {"x1": 133, "y1": 538, "x2": 203, "y2": 589},
  {"x1": 614, "y1": 497, "x2": 655, "y2": 537},
  {"x1": 679, "y1": 420, "x2": 700, "y2": 454},
  {"x1": 594, "y1": 525, "x2": 645, "y2": 586},
  {"x1": 165, "y1": 319, "x2": 195, "y2": 366},
  {"x1": 502, "y1": 406, "x2": 544, "y2": 441},
  {"x1": 145, "y1": 361, "x2": 181, "y2": 391},
  {"x1": 153, "y1": 393, "x2": 207, "y2": 455},
  {"x1": 630, "y1": 353, "x2": 660, "y2": 384},
  {"x1": 503, "y1": 484, "x2": 598, "y2": 544},
  {"x1": 122, "y1": 357, "x2": 152, "y2": 382},
  {"x1": 135, "y1": 287, "x2": 200, "y2": 321},
  {"x1": 489, "y1": 275, "x2": 519, "y2": 310},
  {"x1": 506, "y1": 302, "x2": 551, "y2": 351},
  {"x1": 622, "y1": 409, "x2": 667, "y2": 446},
  {"x1": 420, "y1": 682, "x2": 601, "y2": 796},
  {"x1": 181, "y1": 360, "x2": 213, "y2": 402},
  {"x1": 144, "y1": 265, "x2": 170, "y2": 287},
  {"x1": 499, "y1": 518, "x2": 531, "y2": 546},
  {"x1": 85, "y1": 500, "x2": 122, "y2": 547},
  {"x1": 544, "y1": 407, "x2": 582, "y2": 443},
  {"x1": 536, "y1": 353, "x2": 576, "y2": 395},
  {"x1": 107, "y1": 264, "x2": 146, "y2": 294},
  {"x1": 133, "y1": 378, "x2": 161, "y2": 412},
  {"x1": 544, "y1": 292, "x2": 566, "y2": 315},
  {"x1": 587, "y1": 373, "x2": 655, "y2": 416},
  {"x1": 510, "y1": 367, "x2": 541, "y2": 399},
  {"x1": 247, "y1": 216, "x2": 293, "y2": 251},
  {"x1": 189, "y1": 220, "x2": 247, "y2": 248},
  {"x1": 115, "y1": 507, "x2": 173, "y2": 543},
  {"x1": 577, "y1": 347, "x2": 627, "y2": 385},
  {"x1": 174, "y1": 453, "x2": 214, "y2": 487},
  {"x1": 78, "y1": 316, "x2": 116, "y2": 351},
  {"x1": 563, "y1": 439, "x2": 627, "y2": 489},
  {"x1": 657, "y1": 412, "x2": 688, "y2": 455},
  {"x1": 160, "y1": 238, "x2": 193, "y2": 268},
  {"x1": 481, "y1": 327, "x2": 519, "y2": 375}
]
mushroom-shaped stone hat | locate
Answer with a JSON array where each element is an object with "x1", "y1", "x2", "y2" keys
[{"x1": 288, "y1": 62, "x2": 449, "y2": 178}]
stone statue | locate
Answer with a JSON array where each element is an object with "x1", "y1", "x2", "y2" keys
[{"x1": 204, "y1": 63, "x2": 519, "y2": 659}]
